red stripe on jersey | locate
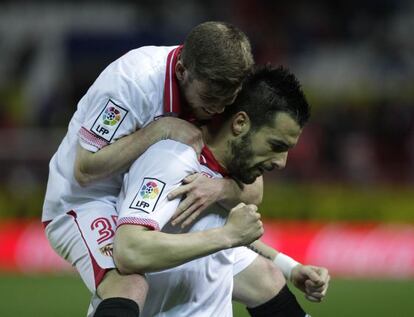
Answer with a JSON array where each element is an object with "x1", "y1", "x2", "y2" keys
[
  {"x1": 164, "y1": 46, "x2": 184, "y2": 116},
  {"x1": 117, "y1": 217, "x2": 160, "y2": 231},
  {"x1": 67, "y1": 210, "x2": 109, "y2": 288},
  {"x1": 78, "y1": 127, "x2": 109, "y2": 149},
  {"x1": 164, "y1": 46, "x2": 225, "y2": 175},
  {"x1": 200, "y1": 146, "x2": 229, "y2": 177}
]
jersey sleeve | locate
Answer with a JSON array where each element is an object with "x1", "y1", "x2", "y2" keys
[
  {"x1": 77, "y1": 51, "x2": 156, "y2": 152},
  {"x1": 117, "y1": 140, "x2": 199, "y2": 231}
]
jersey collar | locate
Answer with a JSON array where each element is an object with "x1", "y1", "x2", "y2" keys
[
  {"x1": 164, "y1": 46, "x2": 226, "y2": 176},
  {"x1": 164, "y1": 45, "x2": 184, "y2": 116},
  {"x1": 200, "y1": 146, "x2": 229, "y2": 177},
  {"x1": 163, "y1": 45, "x2": 198, "y2": 123}
]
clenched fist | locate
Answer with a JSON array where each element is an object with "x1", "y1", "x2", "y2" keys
[{"x1": 224, "y1": 203, "x2": 264, "y2": 247}]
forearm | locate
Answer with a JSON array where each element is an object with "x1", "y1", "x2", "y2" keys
[
  {"x1": 114, "y1": 225, "x2": 233, "y2": 274},
  {"x1": 248, "y1": 239, "x2": 279, "y2": 261},
  {"x1": 75, "y1": 124, "x2": 165, "y2": 185},
  {"x1": 220, "y1": 176, "x2": 263, "y2": 208},
  {"x1": 249, "y1": 240, "x2": 301, "y2": 280}
]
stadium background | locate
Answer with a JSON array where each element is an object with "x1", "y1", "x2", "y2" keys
[{"x1": 0, "y1": 1, "x2": 413, "y2": 316}]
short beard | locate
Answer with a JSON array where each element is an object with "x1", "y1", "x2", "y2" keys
[{"x1": 227, "y1": 132, "x2": 258, "y2": 184}]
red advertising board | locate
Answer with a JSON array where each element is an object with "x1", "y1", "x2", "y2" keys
[{"x1": 1, "y1": 220, "x2": 414, "y2": 277}]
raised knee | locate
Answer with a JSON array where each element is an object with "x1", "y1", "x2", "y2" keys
[
  {"x1": 260, "y1": 259, "x2": 286, "y2": 295},
  {"x1": 97, "y1": 270, "x2": 148, "y2": 306}
]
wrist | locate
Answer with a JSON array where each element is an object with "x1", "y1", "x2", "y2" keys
[
  {"x1": 221, "y1": 225, "x2": 238, "y2": 248},
  {"x1": 217, "y1": 178, "x2": 230, "y2": 201},
  {"x1": 220, "y1": 178, "x2": 240, "y2": 202},
  {"x1": 273, "y1": 252, "x2": 300, "y2": 281},
  {"x1": 149, "y1": 119, "x2": 168, "y2": 141}
]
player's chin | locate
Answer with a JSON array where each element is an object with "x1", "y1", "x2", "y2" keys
[
  {"x1": 193, "y1": 108, "x2": 213, "y2": 120},
  {"x1": 201, "y1": 107, "x2": 217, "y2": 119}
]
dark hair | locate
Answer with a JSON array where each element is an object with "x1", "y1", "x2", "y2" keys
[
  {"x1": 224, "y1": 65, "x2": 311, "y2": 128},
  {"x1": 181, "y1": 21, "x2": 253, "y2": 97}
]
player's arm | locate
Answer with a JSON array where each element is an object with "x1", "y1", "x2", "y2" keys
[
  {"x1": 249, "y1": 240, "x2": 330, "y2": 302},
  {"x1": 114, "y1": 140, "x2": 262, "y2": 273},
  {"x1": 74, "y1": 117, "x2": 203, "y2": 186},
  {"x1": 169, "y1": 175, "x2": 263, "y2": 227},
  {"x1": 114, "y1": 203, "x2": 263, "y2": 274}
]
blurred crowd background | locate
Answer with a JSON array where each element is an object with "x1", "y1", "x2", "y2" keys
[
  {"x1": 0, "y1": 0, "x2": 413, "y2": 222},
  {"x1": 1, "y1": 2, "x2": 413, "y2": 316}
]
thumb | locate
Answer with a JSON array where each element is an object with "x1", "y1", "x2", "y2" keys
[{"x1": 183, "y1": 173, "x2": 198, "y2": 184}]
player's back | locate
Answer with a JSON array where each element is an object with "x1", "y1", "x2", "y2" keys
[{"x1": 42, "y1": 45, "x2": 175, "y2": 222}]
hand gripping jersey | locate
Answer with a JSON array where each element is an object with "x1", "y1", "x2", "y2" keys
[
  {"x1": 42, "y1": 45, "x2": 183, "y2": 222},
  {"x1": 117, "y1": 140, "x2": 257, "y2": 317}
]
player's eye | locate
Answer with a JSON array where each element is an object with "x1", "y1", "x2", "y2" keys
[{"x1": 270, "y1": 142, "x2": 289, "y2": 153}]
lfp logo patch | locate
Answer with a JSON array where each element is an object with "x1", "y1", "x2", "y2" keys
[
  {"x1": 91, "y1": 100, "x2": 128, "y2": 142},
  {"x1": 130, "y1": 178, "x2": 166, "y2": 213},
  {"x1": 102, "y1": 106, "x2": 122, "y2": 126},
  {"x1": 140, "y1": 181, "x2": 160, "y2": 199}
]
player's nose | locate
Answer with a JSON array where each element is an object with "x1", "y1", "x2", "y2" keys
[{"x1": 271, "y1": 153, "x2": 288, "y2": 170}]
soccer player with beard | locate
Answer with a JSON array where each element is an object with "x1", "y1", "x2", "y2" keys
[{"x1": 113, "y1": 66, "x2": 330, "y2": 317}]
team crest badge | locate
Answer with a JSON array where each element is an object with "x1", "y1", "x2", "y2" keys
[
  {"x1": 130, "y1": 178, "x2": 166, "y2": 213},
  {"x1": 99, "y1": 243, "x2": 114, "y2": 257}
]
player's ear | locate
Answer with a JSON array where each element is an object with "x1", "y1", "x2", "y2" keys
[
  {"x1": 232, "y1": 111, "x2": 251, "y2": 136},
  {"x1": 175, "y1": 60, "x2": 187, "y2": 82}
]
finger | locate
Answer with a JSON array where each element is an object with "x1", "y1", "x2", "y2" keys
[
  {"x1": 321, "y1": 285, "x2": 329, "y2": 296},
  {"x1": 312, "y1": 266, "x2": 329, "y2": 280},
  {"x1": 305, "y1": 283, "x2": 329, "y2": 299},
  {"x1": 307, "y1": 288, "x2": 326, "y2": 299},
  {"x1": 174, "y1": 202, "x2": 201, "y2": 226},
  {"x1": 305, "y1": 294, "x2": 322, "y2": 302},
  {"x1": 182, "y1": 173, "x2": 199, "y2": 184},
  {"x1": 257, "y1": 222, "x2": 264, "y2": 237},
  {"x1": 306, "y1": 279, "x2": 330, "y2": 299},
  {"x1": 172, "y1": 195, "x2": 196, "y2": 219},
  {"x1": 233, "y1": 202, "x2": 246, "y2": 209},
  {"x1": 306, "y1": 268, "x2": 324, "y2": 285},
  {"x1": 171, "y1": 201, "x2": 201, "y2": 226},
  {"x1": 181, "y1": 207, "x2": 204, "y2": 228},
  {"x1": 305, "y1": 283, "x2": 326, "y2": 293},
  {"x1": 168, "y1": 184, "x2": 192, "y2": 200},
  {"x1": 320, "y1": 270, "x2": 330, "y2": 286},
  {"x1": 320, "y1": 276, "x2": 330, "y2": 296},
  {"x1": 246, "y1": 204, "x2": 258, "y2": 212},
  {"x1": 304, "y1": 274, "x2": 323, "y2": 288},
  {"x1": 305, "y1": 278, "x2": 324, "y2": 290}
]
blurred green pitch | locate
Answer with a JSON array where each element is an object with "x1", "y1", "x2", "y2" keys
[{"x1": 0, "y1": 274, "x2": 413, "y2": 317}]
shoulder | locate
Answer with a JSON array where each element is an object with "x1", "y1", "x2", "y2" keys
[
  {"x1": 118, "y1": 46, "x2": 178, "y2": 108},
  {"x1": 127, "y1": 139, "x2": 199, "y2": 184},
  {"x1": 87, "y1": 46, "x2": 178, "y2": 121},
  {"x1": 137, "y1": 139, "x2": 199, "y2": 171},
  {"x1": 117, "y1": 45, "x2": 178, "y2": 79},
  {"x1": 147, "y1": 139, "x2": 197, "y2": 160},
  {"x1": 94, "y1": 45, "x2": 177, "y2": 89}
]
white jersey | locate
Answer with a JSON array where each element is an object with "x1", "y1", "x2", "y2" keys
[
  {"x1": 117, "y1": 140, "x2": 257, "y2": 317},
  {"x1": 42, "y1": 45, "x2": 183, "y2": 222}
]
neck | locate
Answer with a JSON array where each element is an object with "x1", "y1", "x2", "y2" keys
[{"x1": 200, "y1": 125, "x2": 229, "y2": 169}]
